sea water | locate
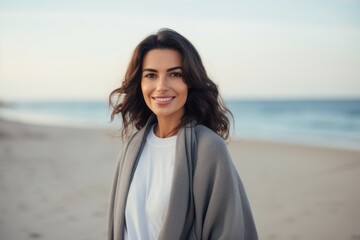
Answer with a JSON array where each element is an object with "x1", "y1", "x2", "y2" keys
[
  {"x1": 227, "y1": 99, "x2": 360, "y2": 150},
  {"x1": 1, "y1": 99, "x2": 359, "y2": 150}
]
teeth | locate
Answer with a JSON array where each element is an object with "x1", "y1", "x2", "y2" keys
[{"x1": 156, "y1": 97, "x2": 173, "y2": 102}]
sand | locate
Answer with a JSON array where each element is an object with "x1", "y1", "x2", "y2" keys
[{"x1": 0, "y1": 119, "x2": 359, "y2": 240}]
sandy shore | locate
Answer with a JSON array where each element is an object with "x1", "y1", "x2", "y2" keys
[{"x1": 1, "y1": 119, "x2": 359, "y2": 240}]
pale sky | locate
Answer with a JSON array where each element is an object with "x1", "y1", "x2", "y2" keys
[{"x1": 1, "y1": 0, "x2": 359, "y2": 100}]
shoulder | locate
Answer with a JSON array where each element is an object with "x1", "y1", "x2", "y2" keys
[
  {"x1": 125, "y1": 115, "x2": 156, "y2": 148},
  {"x1": 193, "y1": 124, "x2": 231, "y2": 166},
  {"x1": 122, "y1": 125, "x2": 149, "y2": 157},
  {"x1": 194, "y1": 124, "x2": 228, "y2": 152},
  {"x1": 192, "y1": 125, "x2": 239, "y2": 189}
]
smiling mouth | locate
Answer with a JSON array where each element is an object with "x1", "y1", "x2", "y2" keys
[
  {"x1": 152, "y1": 96, "x2": 175, "y2": 104},
  {"x1": 153, "y1": 97, "x2": 174, "y2": 101}
]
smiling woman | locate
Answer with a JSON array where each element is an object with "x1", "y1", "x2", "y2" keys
[
  {"x1": 141, "y1": 49, "x2": 188, "y2": 138},
  {"x1": 108, "y1": 28, "x2": 258, "y2": 240}
]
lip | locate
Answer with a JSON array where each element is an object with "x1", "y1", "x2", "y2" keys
[{"x1": 152, "y1": 96, "x2": 175, "y2": 105}]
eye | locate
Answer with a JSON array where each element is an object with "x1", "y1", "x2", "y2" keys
[
  {"x1": 144, "y1": 73, "x2": 156, "y2": 79},
  {"x1": 170, "y1": 72, "x2": 183, "y2": 78}
]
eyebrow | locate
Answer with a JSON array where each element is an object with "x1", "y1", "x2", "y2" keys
[{"x1": 142, "y1": 66, "x2": 183, "y2": 73}]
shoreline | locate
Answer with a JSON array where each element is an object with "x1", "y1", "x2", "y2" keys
[
  {"x1": 1, "y1": 116, "x2": 359, "y2": 152},
  {"x1": 1, "y1": 119, "x2": 360, "y2": 240}
]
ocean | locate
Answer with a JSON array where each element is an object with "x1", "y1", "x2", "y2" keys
[{"x1": 1, "y1": 99, "x2": 359, "y2": 150}]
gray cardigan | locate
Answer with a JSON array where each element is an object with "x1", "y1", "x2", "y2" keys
[{"x1": 108, "y1": 116, "x2": 258, "y2": 240}]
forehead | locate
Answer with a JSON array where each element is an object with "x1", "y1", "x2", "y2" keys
[{"x1": 142, "y1": 49, "x2": 182, "y2": 69}]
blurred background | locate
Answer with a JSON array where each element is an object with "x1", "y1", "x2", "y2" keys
[
  {"x1": 1, "y1": 0, "x2": 360, "y2": 240},
  {"x1": 1, "y1": 0, "x2": 359, "y2": 148}
]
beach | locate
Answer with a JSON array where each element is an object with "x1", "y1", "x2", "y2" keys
[{"x1": 1, "y1": 119, "x2": 359, "y2": 240}]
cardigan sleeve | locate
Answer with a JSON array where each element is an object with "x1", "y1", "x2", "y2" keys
[{"x1": 193, "y1": 127, "x2": 257, "y2": 240}]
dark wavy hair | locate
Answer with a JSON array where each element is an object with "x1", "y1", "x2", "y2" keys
[{"x1": 109, "y1": 28, "x2": 232, "y2": 139}]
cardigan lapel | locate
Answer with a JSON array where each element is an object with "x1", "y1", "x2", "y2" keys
[{"x1": 112, "y1": 116, "x2": 156, "y2": 240}]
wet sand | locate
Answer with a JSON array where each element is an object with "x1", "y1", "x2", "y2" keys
[{"x1": 0, "y1": 119, "x2": 359, "y2": 240}]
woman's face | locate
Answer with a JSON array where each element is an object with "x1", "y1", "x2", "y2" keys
[{"x1": 141, "y1": 48, "x2": 188, "y2": 123}]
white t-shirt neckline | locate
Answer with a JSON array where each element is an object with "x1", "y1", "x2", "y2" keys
[
  {"x1": 147, "y1": 125, "x2": 177, "y2": 147},
  {"x1": 124, "y1": 124, "x2": 177, "y2": 240}
]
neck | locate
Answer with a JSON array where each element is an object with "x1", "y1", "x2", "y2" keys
[{"x1": 155, "y1": 118, "x2": 181, "y2": 138}]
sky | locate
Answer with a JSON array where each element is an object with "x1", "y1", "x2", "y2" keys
[{"x1": 1, "y1": 0, "x2": 359, "y2": 100}]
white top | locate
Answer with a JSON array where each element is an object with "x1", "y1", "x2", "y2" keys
[{"x1": 124, "y1": 125, "x2": 177, "y2": 240}]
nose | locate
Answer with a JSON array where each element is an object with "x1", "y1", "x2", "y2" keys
[{"x1": 156, "y1": 74, "x2": 168, "y2": 92}]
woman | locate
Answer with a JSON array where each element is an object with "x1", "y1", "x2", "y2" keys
[{"x1": 108, "y1": 28, "x2": 257, "y2": 240}]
